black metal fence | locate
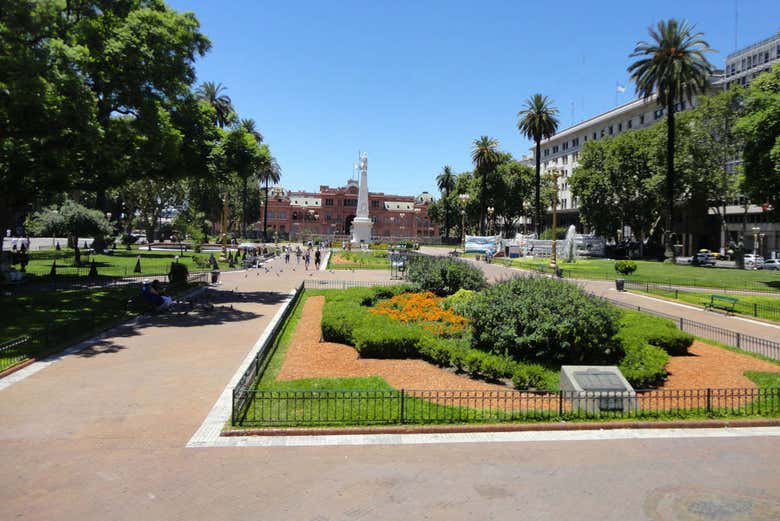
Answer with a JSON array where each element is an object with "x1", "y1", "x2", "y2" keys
[
  {"x1": 303, "y1": 279, "x2": 406, "y2": 290},
  {"x1": 601, "y1": 295, "x2": 780, "y2": 361},
  {"x1": 624, "y1": 280, "x2": 780, "y2": 321},
  {"x1": 233, "y1": 387, "x2": 780, "y2": 426},
  {"x1": 232, "y1": 282, "x2": 305, "y2": 423},
  {"x1": 0, "y1": 273, "x2": 209, "y2": 373},
  {"x1": 521, "y1": 262, "x2": 780, "y2": 294}
]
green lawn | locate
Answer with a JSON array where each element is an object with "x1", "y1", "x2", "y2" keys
[
  {"x1": 506, "y1": 257, "x2": 780, "y2": 292},
  {"x1": 0, "y1": 281, "x2": 200, "y2": 372},
  {"x1": 632, "y1": 288, "x2": 780, "y2": 322},
  {"x1": 327, "y1": 251, "x2": 390, "y2": 270},
  {"x1": 18, "y1": 247, "x2": 217, "y2": 278}
]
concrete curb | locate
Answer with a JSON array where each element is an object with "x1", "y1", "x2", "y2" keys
[{"x1": 223, "y1": 418, "x2": 780, "y2": 437}]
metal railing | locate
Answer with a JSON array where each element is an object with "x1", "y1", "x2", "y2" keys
[
  {"x1": 0, "y1": 274, "x2": 209, "y2": 373},
  {"x1": 520, "y1": 262, "x2": 780, "y2": 294},
  {"x1": 601, "y1": 295, "x2": 780, "y2": 361},
  {"x1": 234, "y1": 387, "x2": 780, "y2": 426},
  {"x1": 232, "y1": 282, "x2": 305, "y2": 424},
  {"x1": 303, "y1": 279, "x2": 406, "y2": 290},
  {"x1": 624, "y1": 280, "x2": 780, "y2": 321}
]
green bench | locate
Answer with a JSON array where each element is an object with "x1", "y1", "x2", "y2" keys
[{"x1": 705, "y1": 295, "x2": 738, "y2": 314}]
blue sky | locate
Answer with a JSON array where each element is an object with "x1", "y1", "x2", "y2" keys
[{"x1": 169, "y1": 0, "x2": 778, "y2": 196}]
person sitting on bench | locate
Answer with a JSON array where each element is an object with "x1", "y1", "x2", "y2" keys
[{"x1": 142, "y1": 279, "x2": 174, "y2": 310}]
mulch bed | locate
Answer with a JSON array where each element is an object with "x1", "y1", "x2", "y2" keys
[{"x1": 275, "y1": 296, "x2": 780, "y2": 411}]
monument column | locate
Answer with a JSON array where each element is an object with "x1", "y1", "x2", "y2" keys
[{"x1": 351, "y1": 152, "x2": 373, "y2": 246}]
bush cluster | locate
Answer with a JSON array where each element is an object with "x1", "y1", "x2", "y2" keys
[
  {"x1": 614, "y1": 260, "x2": 638, "y2": 275},
  {"x1": 405, "y1": 256, "x2": 486, "y2": 296},
  {"x1": 464, "y1": 277, "x2": 623, "y2": 366},
  {"x1": 615, "y1": 309, "x2": 693, "y2": 387},
  {"x1": 168, "y1": 262, "x2": 189, "y2": 284},
  {"x1": 320, "y1": 286, "x2": 558, "y2": 389}
]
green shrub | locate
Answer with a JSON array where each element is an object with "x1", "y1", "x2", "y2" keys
[
  {"x1": 465, "y1": 277, "x2": 623, "y2": 366},
  {"x1": 168, "y1": 262, "x2": 189, "y2": 285},
  {"x1": 511, "y1": 363, "x2": 559, "y2": 390},
  {"x1": 354, "y1": 316, "x2": 422, "y2": 358},
  {"x1": 479, "y1": 354, "x2": 512, "y2": 381},
  {"x1": 464, "y1": 350, "x2": 485, "y2": 377},
  {"x1": 618, "y1": 309, "x2": 693, "y2": 356},
  {"x1": 441, "y1": 288, "x2": 477, "y2": 315},
  {"x1": 618, "y1": 337, "x2": 669, "y2": 388},
  {"x1": 614, "y1": 260, "x2": 637, "y2": 275},
  {"x1": 406, "y1": 256, "x2": 486, "y2": 296}
]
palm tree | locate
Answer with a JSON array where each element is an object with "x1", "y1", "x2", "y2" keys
[
  {"x1": 471, "y1": 137, "x2": 500, "y2": 235},
  {"x1": 196, "y1": 81, "x2": 235, "y2": 128},
  {"x1": 239, "y1": 118, "x2": 264, "y2": 144},
  {"x1": 628, "y1": 19, "x2": 713, "y2": 258},
  {"x1": 517, "y1": 94, "x2": 559, "y2": 237},
  {"x1": 260, "y1": 157, "x2": 281, "y2": 241},
  {"x1": 436, "y1": 166, "x2": 456, "y2": 239}
]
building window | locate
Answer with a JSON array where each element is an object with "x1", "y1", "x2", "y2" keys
[
  {"x1": 572, "y1": 137, "x2": 579, "y2": 147},
  {"x1": 627, "y1": 119, "x2": 633, "y2": 129},
  {"x1": 608, "y1": 125, "x2": 613, "y2": 135},
  {"x1": 583, "y1": 135, "x2": 587, "y2": 142},
  {"x1": 618, "y1": 123, "x2": 622, "y2": 132},
  {"x1": 573, "y1": 152, "x2": 579, "y2": 161},
  {"x1": 372, "y1": 200, "x2": 380, "y2": 208},
  {"x1": 552, "y1": 145, "x2": 559, "y2": 153},
  {"x1": 324, "y1": 198, "x2": 333, "y2": 206},
  {"x1": 544, "y1": 148, "x2": 549, "y2": 157},
  {"x1": 344, "y1": 199, "x2": 357, "y2": 207},
  {"x1": 640, "y1": 114, "x2": 645, "y2": 124},
  {"x1": 600, "y1": 129, "x2": 605, "y2": 137},
  {"x1": 562, "y1": 155, "x2": 568, "y2": 164},
  {"x1": 563, "y1": 141, "x2": 569, "y2": 151},
  {"x1": 592, "y1": 132, "x2": 597, "y2": 140}
]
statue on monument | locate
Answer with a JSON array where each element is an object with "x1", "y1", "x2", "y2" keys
[{"x1": 351, "y1": 151, "x2": 373, "y2": 246}]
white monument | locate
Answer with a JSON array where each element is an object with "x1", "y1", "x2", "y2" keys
[{"x1": 350, "y1": 152, "x2": 373, "y2": 247}]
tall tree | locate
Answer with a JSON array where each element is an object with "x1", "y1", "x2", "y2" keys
[
  {"x1": 436, "y1": 166, "x2": 456, "y2": 239},
  {"x1": 238, "y1": 118, "x2": 264, "y2": 144},
  {"x1": 517, "y1": 94, "x2": 559, "y2": 237},
  {"x1": 260, "y1": 157, "x2": 282, "y2": 241},
  {"x1": 196, "y1": 82, "x2": 235, "y2": 129},
  {"x1": 736, "y1": 63, "x2": 780, "y2": 213},
  {"x1": 628, "y1": 19, "x2": 713, "y2": 259},
  {"x1": 220, "y1": 127, "x2": 270, "y2": 239},
  {"x1": 470, "y1": 136, "x2": 501, "y2": 235}
]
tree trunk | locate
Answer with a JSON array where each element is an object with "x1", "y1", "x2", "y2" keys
[
  {"x1": 242, "y1": 177, "x2": 248, "y2": 240},
  {"x1": 443, "y1": 190, "x2": 449, "y2": 239},
  {"x1": 535, "y1": 140, "x2": 541, "y2": 238},
  {"x1": 263, "y1": 178, "x2": 270, "y2": 242},
  {"x1": 665, "y1": 100, "x2": 675, "y2": 261},
  {"x1": 479, "y1": 170, "x2": 486, "y2": 236}
]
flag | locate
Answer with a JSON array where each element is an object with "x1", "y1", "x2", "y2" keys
[{"x1": 616, "y1": 83, "x2": 626, "y2": 93}]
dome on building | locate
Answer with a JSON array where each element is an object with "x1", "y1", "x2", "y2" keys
[{"x1": 416, "y1": 191, "x2": 434, "y2": 204}]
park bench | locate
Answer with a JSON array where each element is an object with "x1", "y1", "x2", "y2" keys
[{"x1": 705, "y1": 295, "x2": 738, "y2": 315}]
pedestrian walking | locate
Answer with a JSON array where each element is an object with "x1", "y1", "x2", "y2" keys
[
  {"x1": 304, "y1": 251, "x2": 311, "y2": 270},
  {"x1": 314, "y1": 249, "x2": 321, "y2": 270},
  {"x1": 296, "y1": 246, "x2": 302, "y2": 264}
]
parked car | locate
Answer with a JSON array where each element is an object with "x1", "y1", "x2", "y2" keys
[
  {"x1": 744, "y1": 254, "x2": 765, "y2": 269},
  {"x1": 762, "y1": 259, "x2": 780, "y2": 270},
  {"x1": 690, "y1": 253, "x2": 716, "y2": 267}
]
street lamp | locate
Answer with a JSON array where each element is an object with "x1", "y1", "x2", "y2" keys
[
  {"x1": 458, "y1": 193, "x2": 470, "y2": 252},
  {"x1": 549, "y1": 168, "x2": 561, "y2": 268},
  {"x1": 487, "y1": 206, "x2": 494, "y2": 236}
]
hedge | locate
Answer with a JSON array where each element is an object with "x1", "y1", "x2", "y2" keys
[{"x1": 405, "y1": 256, "x2": 486, "y2": 296}]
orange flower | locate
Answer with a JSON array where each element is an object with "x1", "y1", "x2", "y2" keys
[{"x1": 371, "y1": 292, "x2": 468, "y2": 336}]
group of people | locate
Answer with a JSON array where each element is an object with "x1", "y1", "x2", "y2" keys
[{"x1": 282, "y1": 242, "x2": 323, "y2": 271}]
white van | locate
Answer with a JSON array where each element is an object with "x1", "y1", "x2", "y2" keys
[{"x1": 744, "y1": 254, "x2": 764, "y2": 269}]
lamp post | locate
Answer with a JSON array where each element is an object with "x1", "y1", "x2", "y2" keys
[
  {"x1": 760, "y1": 233, "x2": 766, "y2": 258},
  {"x1": 549, "y1": 168, "x2": 561, "y2": 268},
  {"x1": 487, "y1": 206, "x2": 494, "y2": 236},
  {"x1": 458, "y1": 193, "x2": 470, "y2": 252}
]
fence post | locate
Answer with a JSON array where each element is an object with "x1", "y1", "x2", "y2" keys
[
  {"x1": 558, "y1": 391, "x2": 564, "y2": 417},
  {"x1": 706, "y1": 388, "x2": 712, "y2": 414},
  {"x1": 399, "y1": 389, "x2": 405, "y2": 424},
  {"x1": 754, "y1": 303, "x2": 758, "y2": 317},
  {"x1": 679, "y1": 317, "x2": 683, "y2": 330},
  {"x1": 736, "y1": 333, "x2": 741, "y2": 348}
]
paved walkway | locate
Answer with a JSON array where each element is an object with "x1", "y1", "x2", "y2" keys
[{"x1": 2, "y1": 253, "x2": 779, "y2": 520}]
